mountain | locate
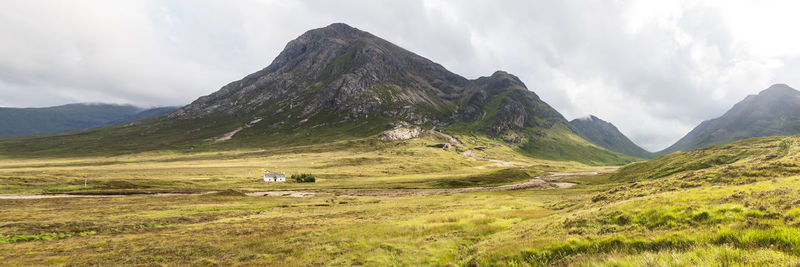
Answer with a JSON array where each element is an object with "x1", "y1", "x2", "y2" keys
[
  {"x1": 569, "y1": 115, "x2": 652, "y2": 158},
  {"x1": 0, "y1": 104, "x2": 177, "y2": 137},
  {"x1": 115, "y1": 107, "x2": 179, "y2": 123},
  {"x1": 0, "y1": 23, "x2": 633, "y2": 164},
  {"x1": 659, "y1": 84, "x2": 800, "y2": 155}
]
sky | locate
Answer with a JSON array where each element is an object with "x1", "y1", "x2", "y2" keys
[{"x1": 2, "y1": 0, "x2": 800, "y2": 151}]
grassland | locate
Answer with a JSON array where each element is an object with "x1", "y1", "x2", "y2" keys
[
  {"x1": 2, "y1": 133, "x2": 800, "y2": 265},
  {"x1": 0, "y1": 133, "x2": 592, "y2": 195}
]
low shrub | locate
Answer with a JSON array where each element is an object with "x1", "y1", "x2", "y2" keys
[{"x1": 292, "y1": 173, "x2": 316, "y2": 183}]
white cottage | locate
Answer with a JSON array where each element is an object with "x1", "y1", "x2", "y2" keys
[{"x1": 264, "y1": 172, "x2": 286, "y2": 182}]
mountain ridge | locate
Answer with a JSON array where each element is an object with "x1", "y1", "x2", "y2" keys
[
  {"x1": 658, "y1": 84, "x2": 800, "y2": 155},
  {"x1": 569, "y1": 115, "x2": 652, "y2": 158},
  {"x1": 0, "y1": 103, "x2": 177, "y2": 137}
]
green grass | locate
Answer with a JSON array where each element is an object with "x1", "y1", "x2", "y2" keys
[
  {"x1": 0, "y1": 131, "x2": 595, "y2": 195},
  {"x1": 516, "y1": 226, "x2": 800, "y2": 266},
  {"x1": 517, "y1": 126, "x2": 638, "y2": 166},
  {"x1": 2, "y1": 133, "x2": 800, "y2": 265},
  {"x1": 613, "y1": 135, "x2": 798, "y2": 182},
  {"x1": 0, "y1": 190, "x2": 571, "y2": 265},
  {"x1": 447, "y1": 123, "x2": 639, "y2": 166},
  {"x1": 431, "y1": 168, "x2": 533, "y2": 188},
  {"x1": 520, "y1": 235, "x2": 696, "y2": 265}
]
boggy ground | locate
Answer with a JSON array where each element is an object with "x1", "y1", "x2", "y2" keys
[
  {"x1": 0, "y1": 171, "x2": 583, "y2": 199},
  {"x1": 3, "y1": 135, "x2": 800, "y2": 265}
]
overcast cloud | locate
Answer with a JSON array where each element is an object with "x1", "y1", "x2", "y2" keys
[{"x1": 1, "y1": 0, "x2": 799, "y2": 151}]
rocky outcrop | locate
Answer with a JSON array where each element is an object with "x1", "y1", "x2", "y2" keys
[
  {"x1": 379, "y1": 122, "x2": 421, "y2": 141},
  {"x1": 379, "y1": 127, "x2": 421, "y2": 141}
]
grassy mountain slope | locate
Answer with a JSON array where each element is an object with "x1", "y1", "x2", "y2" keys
[
  {"x1": 612, "y1": 135, "x2": 799, "y2": 185},
  {"x1": 569, "y1": 115, "x2": 653, "y2": 158},
  {"x1": 659, "y1": 84, "x2": 800, "y2": 155},
  {"x1": 0, "y1": 104, "x2": 176, "y2": 137},
  {"x1": 508, "y1": 134, "x2": 800, "y2": 265}
]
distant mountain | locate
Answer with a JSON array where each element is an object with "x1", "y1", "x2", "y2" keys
[
  {"x1": 0, "y1": 104, "x2": 177, "y2": 137},
  {"x1": 659, "y1": 84, "x2": 800, "y2": 154},
  {"x1": 569, "y1": 115, "x2": 652, "y2": 158},
  {"x1": 114, "y1": 107, "x2": 178, "y2": 123},
  {"x1": 0, "y1": 23, "x2": 634, "y2": 164}
]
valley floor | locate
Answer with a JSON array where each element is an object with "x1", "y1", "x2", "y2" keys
[
  {"x1": 0, "y1": 171, "x2": 583, "y2": 200},
  {"x1": 2, "y1": 135, "x2": 800, "y2": 265}
]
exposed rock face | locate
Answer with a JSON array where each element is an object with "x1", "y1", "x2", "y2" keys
[
  {"x1": 379, "y1": 127, "x2": 421, "y2": 141},
  {"x1": 457, "y1": 71, "x2": 563, "y2": 136},
  {"x1": 169, "y1": 23, "x2": 466, "y2": 125},
  {"x1": 166, "y1": 23, "x2": 567, "y2": 140},
  {"x1": 502, "y1": 132, "x2": 525, "y2": 144},
  {"x1": 442, "y1": 143, "x2": 452, "y2": 151}
]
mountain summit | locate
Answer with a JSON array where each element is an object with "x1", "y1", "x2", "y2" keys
[
  {"x1": 569, "y1": 115, "x2": 652, "y2": 158},
  {"x1": 659, "y1": 84, "x2": 800, "y2": 154},
  {"x1": 0, "y1": 23, "x2": 632, "y2": 164},
  {"x1": 170, "y1": 23, "x2": 468, "y2": 124},
  {"x1": 168, "y1": 23, "x2": 568, "y2": 139}
]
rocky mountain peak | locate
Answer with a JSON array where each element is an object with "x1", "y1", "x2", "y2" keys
[
  {"x1": 488, "y1": 71, "x2": 526, "y2": 89},
  {"x1": 575, "y1": 115, "x2": 599, "y2": 122},
  {"x1": 735, "y1": 84, "x2": 800, "y2": 112},
  {"x1": 757, "y1": 84, "x2": 798, "y2": 98},
  {"x1": 659, "y1": 83, "x2": 800, "y2": 155},
  {"x1": 489, "y1": 70, "x2": 524, "y2": 84},
  {"x1": 167, "y1": 24, "x2": 571, "y2": 146},
  {"x1": 171, "y1": 22, "x2": 469, "y2": 121},
  {"x1": 306, "y1": 23, "x2": 363, "y2": 38},
  {"x1": 569, "y1": 114, "x2": 652, "y2": 158},
  {"x1": 265, "y1": 23, "x2": 375, "y2": 76}
]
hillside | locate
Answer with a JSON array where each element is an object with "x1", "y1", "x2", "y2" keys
[
  {"x1": 569, "y1": 115, "x2": 652, "y2": 158},
  {"x1": 659, "y1": 84, "x2": 800, "y2": 154},
  {"x1": 515, "y1": 134, "x2": 800, "y2": 265},
  {"x1": 0, "y1": 23, "x2": 633, "y2": 165},
  {"x1": 613, "y1": 135, "x2": 800, "y2": 183},
  {"x1": 0, "y1": 104, "x2": 177, "y2": 137}
]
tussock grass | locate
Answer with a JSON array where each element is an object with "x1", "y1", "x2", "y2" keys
[
  {"x1": 520, "y1": 235, "x2": 696, "y2": 265},
  {"x1": 207, "y1": 189, "x2": 247, "y2": 197},
  {"x1": 3, "y1": 134, "x2": 800, "y2": 265},
  {"x1": 519, "y1": 227, "x2": 800, "y2": 266}
]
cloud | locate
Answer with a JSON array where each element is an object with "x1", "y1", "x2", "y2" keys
[{"x1": 1, "y1": 0, "x2": 799, "y2": 150}]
